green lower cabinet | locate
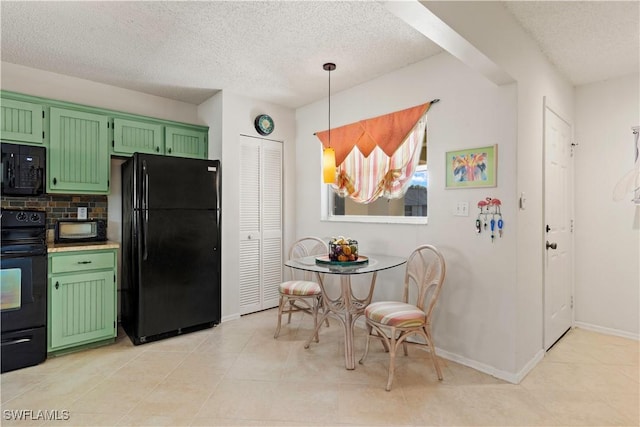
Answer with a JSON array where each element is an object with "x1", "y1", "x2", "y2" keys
[
  {"x1": 165, "y1": 126, "x2": 207, "y2": 159},
  {"x1": 48, "y1": 249, "x2": 117, "y2": 354}
]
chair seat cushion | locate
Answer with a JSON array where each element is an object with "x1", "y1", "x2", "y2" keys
[
  {"x1": 279, "y1": 280, "x2": 322, "y2": 296},
  {"x1": 365, "y1": 301, "x2": 426, "y2": 328}
]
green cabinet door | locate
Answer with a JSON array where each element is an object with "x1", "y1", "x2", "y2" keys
[
  {"x1": 49, "y1": 270, "x2": 116, "y2": 352},
  {"x1": 0, "y1": 99, "x2": 44, "y2": 144},
  {"x1": 165, "y1": 126, "x2": 207, "y2": 159},
  {"x1": 113, "y1": 118, "x2": 164, "y2": 155},
  {"x1": 49, "y1": 107, "x2": 110, "y2": 193}
]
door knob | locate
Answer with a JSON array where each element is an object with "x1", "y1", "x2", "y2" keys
[{"x1": 546, "y1": 241, "x2": 557, "y2": 250}]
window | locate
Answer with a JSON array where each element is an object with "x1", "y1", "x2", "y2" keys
[{"x1": 326, "y1": 137, "x2": 428, "y2": 224}]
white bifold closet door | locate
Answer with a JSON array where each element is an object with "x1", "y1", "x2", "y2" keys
[{"x1": 238, "y1": 135, "x2": 283, "y2": 315}]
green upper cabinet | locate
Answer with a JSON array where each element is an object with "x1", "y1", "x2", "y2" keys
[
  {"x1": 112, "y1": 118, "x2": 164, "y2": 156},
  {"x1": 165, "y1": 126, "x2": 207, "y2": 159},
  {"x1": 0, "y1": 98, "x2": 44, "y2": 144},
  {"x1": 48, "y1": 107, "x2": 110, "y2": 194}
]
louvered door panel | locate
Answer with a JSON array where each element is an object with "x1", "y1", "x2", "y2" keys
[
  {"x1": 49, "y1": 271, "x2": 115, "y2": 350},
  {"x1": 239, "y1": 239, "x2": 261, "y2": 312},
  {"x1": 49, "y1": 107, "x2": 109, "y2": 193},
  {"x1": 261, "y1": 141, "x2": 283, "y2": 308},
  {"x1": 239, "y1": 139, "x2": 262, "y2": 314},
  {"x1": 0, "y1": 99, "x2": 44, "y2": 144},
  {"x1": 262, "y1": 236, "x2": 282, "y2": 306},
  {"x1": 240, "y1": 141, "x2": 261, "y2": 234},
  {"x1": 263, "y1": 142, "x2": 282, "y2": 232}
]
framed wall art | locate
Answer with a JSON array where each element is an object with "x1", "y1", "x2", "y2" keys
[{"x1": 445, "y1": 144, "x2": 497, "y2": 189}]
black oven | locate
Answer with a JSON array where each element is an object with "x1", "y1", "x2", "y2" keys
[{"x1": 1, "y1": 209, "x2": 47, "y2": 373}]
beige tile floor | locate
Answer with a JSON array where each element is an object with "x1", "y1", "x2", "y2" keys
[{"x1": 1, "y1": 308, "x2": 638, "y2": 426}]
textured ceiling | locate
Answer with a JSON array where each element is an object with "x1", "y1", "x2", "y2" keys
[
  {"x1": 0, "y1": 1, "x2": 442, "y2": 107},
  {"x1": 504, "y1": 1, "x2": 639, "y2": 86},
  {"x1": 1, "y1": 1, "x2": 638, "y2": 108}
]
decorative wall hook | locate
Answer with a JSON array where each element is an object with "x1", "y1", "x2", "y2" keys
[{"x1": 476, "y1": 197, "x2": 504, "y2": 242}]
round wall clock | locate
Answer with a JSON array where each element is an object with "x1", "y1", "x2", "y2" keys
[{"x1": 254, "y1": 114, "x2": 275, "y2": 136}]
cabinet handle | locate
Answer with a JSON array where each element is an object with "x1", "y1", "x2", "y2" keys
[
  {"x1": 77, "y1": 261, "x2": 92, "y2": 264},
  {"x1": 168, "y1": 148, "x2": 172, "y2": 154},
  {"x1": 55, "y1": 281, "x2": 59, "y2": 290},
  {"x1": 156, "y1": 146, "x2": 160, "y2": 152},
  {"x1": 52, "y1": 177, "x2": 57, "y2": 185}
]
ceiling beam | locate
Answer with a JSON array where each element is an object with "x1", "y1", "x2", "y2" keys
[{"x1": 383, "y1": 0, "x2": 514, "y2": 86}]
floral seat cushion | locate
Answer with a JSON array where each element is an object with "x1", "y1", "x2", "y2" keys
[{"x1": 365, "y1": 301, "x2": 426, "y2": 328}]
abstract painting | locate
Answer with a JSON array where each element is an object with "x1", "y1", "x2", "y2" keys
[{"x1": 445, "y1": 145, "x2": 497, "y2": 188}]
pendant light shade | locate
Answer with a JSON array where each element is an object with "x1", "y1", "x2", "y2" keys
[
  {"x1": 323, "y1": 147, "x2": 336, "y2": 183},
  {"x1": 323, "y1": 62, "x2": 337, "y2": 184}
]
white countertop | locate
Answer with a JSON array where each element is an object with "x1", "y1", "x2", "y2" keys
[{"x1": 47, "y1": 240, "x2": 120, "y2": 253}]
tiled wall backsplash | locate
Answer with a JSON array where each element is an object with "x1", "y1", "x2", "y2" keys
[{"x1": 1, "y1": 194, "x2": 108, "y2": 231}]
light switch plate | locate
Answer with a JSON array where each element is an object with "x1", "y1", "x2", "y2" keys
[
  {"x1": 454, "y1": 201, "x2": 469, "y2": 216},
  {"x1": 77, "y1": 207, "x2": 87, "y2": 220}
]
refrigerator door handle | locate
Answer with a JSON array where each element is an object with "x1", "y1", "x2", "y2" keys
[{"x1": 142, "y1": 160, "x2": 149, "y2": 261}]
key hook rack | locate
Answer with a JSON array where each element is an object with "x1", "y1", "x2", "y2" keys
[{"x1": 475, "y1": 197, "x2": 504, "y2": 242}]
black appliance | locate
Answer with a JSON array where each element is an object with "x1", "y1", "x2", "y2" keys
[
  {"x1": 54, "y1": 218, "x2": 107, "y2": 243},
  {"x1": 1, "y1": 209, "x2": 47, "y2": 373},
  {"x1": 121, "y1": 153, "x2": 221, "y2": 344},
  {"x1": 1, "y1": 142, "x2": 45, "y2": 196}
]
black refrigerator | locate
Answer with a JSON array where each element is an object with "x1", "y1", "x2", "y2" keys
[{"x1": 121, "y1": 153, "x2": 221, "y2": 345}]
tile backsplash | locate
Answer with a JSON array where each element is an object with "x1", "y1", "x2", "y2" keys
[{"x1": 1, "y1": 194, "x2": 108, "y2": 231}]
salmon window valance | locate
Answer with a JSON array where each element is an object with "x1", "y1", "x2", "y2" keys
[{"x1": 316, "y1": 101, "x2": 436, "y2": 204}]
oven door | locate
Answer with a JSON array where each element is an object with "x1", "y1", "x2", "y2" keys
[{"x1": 0, "y1": 251, "x2": 47, "y2": 333}]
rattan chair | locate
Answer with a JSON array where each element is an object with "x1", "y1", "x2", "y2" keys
[
  {"x1": 359, "y1": 244, "x2": 446, "y2": 391},
  {"x1": 274, "y1": 237, "x2": 329, "y2": 341}
]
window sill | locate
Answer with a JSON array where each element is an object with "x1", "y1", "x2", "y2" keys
[{"x1": 322, "y1": 215, "x2": 428, "y2": 225}]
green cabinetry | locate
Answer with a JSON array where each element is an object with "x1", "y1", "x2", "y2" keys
[
  {"x1": 48, "y1": 249, "x2": 117, "y2": 354},
  {"x1": 48, "y1": 107, "x2": 110, "y2": 194},
  {"x1": 2, "y1": 90, "x2": 210, "y2": 195},
  {"x1": 113, "y1": 118, "x2": 163, "y2": 155},
  {"x1": 112, "y1": 121, "x2": 208, "y2": 159},
  {"x1": 0, "y1": 98, "x2": 44, "y2": 144},
  {"x1": 165, "y1": 126, "x2": 207, "y2": 159}
]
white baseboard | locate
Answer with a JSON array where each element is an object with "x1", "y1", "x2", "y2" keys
[
  {"x1": 574, "y1": 321, "x2": 639, "y2": 341},
  {"x1": 354, "y1": 318, "x2": 545, "y2": 385},
  {"x1": 221, "y1": 313, "x2": 241, "y2": 323},
  {"x1": 434, "y1": 347, "x2": 544, "y2": 385}
]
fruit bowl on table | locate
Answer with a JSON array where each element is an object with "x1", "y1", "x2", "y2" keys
[{"x1": 320, "y1": 237, "x2": 366, "y2": 265}]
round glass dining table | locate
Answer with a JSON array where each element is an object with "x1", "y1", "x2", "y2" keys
[{"x1": 285, "y1": 254, "x2": 407, "y2": 370}]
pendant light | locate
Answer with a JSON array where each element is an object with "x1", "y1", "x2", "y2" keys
[{"x1": 323, "y1": 63, "x2": 337, "y2": 183}]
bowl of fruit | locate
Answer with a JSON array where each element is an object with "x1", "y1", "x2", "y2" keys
[{"x1": 328, "y1": 237, "x2": 359, "y2": 262}]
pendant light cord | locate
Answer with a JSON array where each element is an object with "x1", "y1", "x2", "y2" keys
[
  {"x1": 328, "y1": 67, "x2": 331, "y2": 147},
  {"x1": 323, "y1": 63, "x2": 336, "y2": 148}
]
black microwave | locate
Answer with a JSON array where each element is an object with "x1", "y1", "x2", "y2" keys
[
  {"x1": 54, "y1": 219, "x2": 107, "y2": 243},
  {"x1": 1, "y1": 142, "x2": 45, "y2": 196}
]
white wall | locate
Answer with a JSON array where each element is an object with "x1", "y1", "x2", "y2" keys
[
  {"x1": 197, "y1": 91, "x2": 297, "y2": 322},
  {"x1": 424, "y1": 0, "x2": 575, "y2": 375},
  {"x1": 296, "y1": 52, "x2": 521, "y2": 378},
  {"x1": 574, "y1": 73, "x2": 640, "y2": 338},
  {"x1": 1, "y1": 62, "x2": 202, "y2": 125}
]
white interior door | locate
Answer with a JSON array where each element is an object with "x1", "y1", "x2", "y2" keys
[
  {"x1": 544, "y1": 102, "x2": 573, "y2": 350},
  {"x1": 238, "y1": 135, "x2": 282, "y2": 315}
]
